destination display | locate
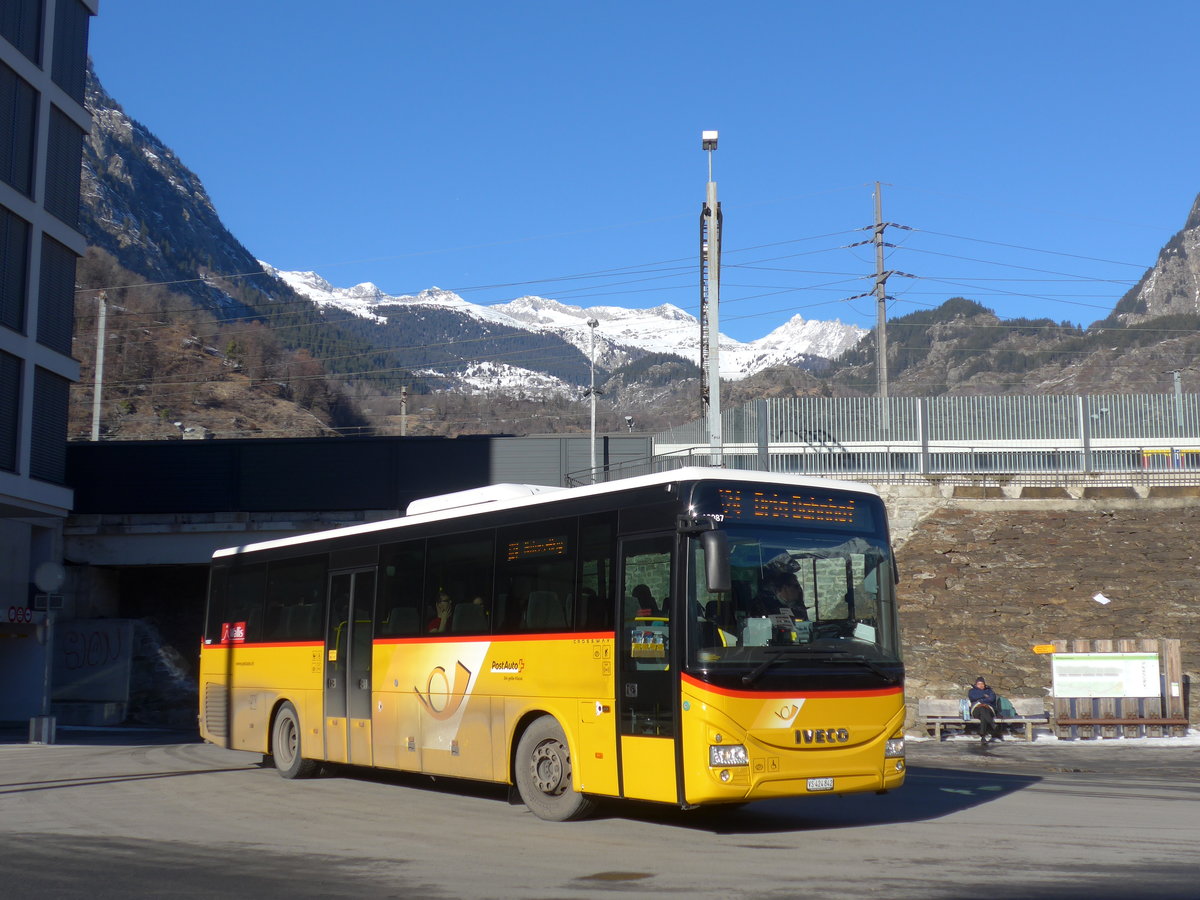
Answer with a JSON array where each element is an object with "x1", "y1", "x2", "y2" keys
[
  {"x1": 699, "y1": 485, "x2": 876, "y2": 531},
  {"x1": 504, "y1": 535, "x2": 567, "y2": 561}
]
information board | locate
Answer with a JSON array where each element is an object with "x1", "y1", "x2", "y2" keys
[{"x1": 1051, "y1": 652, "x2": 1161, "y2": 698}]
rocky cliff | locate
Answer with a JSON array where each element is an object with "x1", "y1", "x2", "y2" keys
[{"x1": 1110, "y1": 193, "x2": 1200, "y2": 325}]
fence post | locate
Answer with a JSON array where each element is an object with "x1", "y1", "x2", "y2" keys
[
  {"x1": 1079, "y1": 395, "x2": 1092, "y2": 473},
  {"x1": 918, "y1": 397, "x2": 929, "y2": 475},
  {"x1": 756, "y1": 398, "x2": 769, "y2": 472}
]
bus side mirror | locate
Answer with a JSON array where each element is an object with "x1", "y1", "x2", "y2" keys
[{"x1": 701, "y1": 530, "x2": 731, "y2": 593}]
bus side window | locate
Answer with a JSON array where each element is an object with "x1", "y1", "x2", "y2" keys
[
  {"x1": 287, "y1": 604, "x2": 322, "y2": 640},
  {"x1": 224, "y1": 563, "x2": 266, "y2": 643},
  {"x1": 496, "y1": 519, "x2": 575, "y2": 634},
  {"x1": 450, "y1": 602, "x2": 489, "y2": 633},
  {"x1": 379, "y1": 539, "x2": 426, "y2": 638},
  {"x1": 574, "y1": 511, "x2": 615, "y2": 632},
  {"x1": 381, "y1": 605, "x2": 419, "y2": 635},
  {"x1": 525, "y1": 590, "x2": 566, "y2": 629},
  {"x1": 264, "y1": 555, "x2": 327, "y2": 642},
  {"x1": 263, "y1": 604, "x2": 287, "y2": 642},
  {"x1": 427, "y1": 531, "x2": 495, "y2": 634}
]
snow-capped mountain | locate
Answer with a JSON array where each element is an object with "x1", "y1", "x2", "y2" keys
[{"x1": 266, "y1": 266, "x2": 867, "y2": 381}]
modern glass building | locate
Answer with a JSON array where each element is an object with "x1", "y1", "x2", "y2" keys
[{"x1": 0, "y1": 0, "x2": 97, "y2": 723}]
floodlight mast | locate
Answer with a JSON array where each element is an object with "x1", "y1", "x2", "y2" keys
[
  {"x1": 700, "y1": 130, "x2": 722, "y2": 466},
  {"x1": 587, "y1": 318, "x2": 599, "y2": 476}
]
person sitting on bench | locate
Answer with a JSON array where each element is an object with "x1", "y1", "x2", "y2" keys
[{"x1": 968, "y1": 676, "x2": 1002, "y2": 744}]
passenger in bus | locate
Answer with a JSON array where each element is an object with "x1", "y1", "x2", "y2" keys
[
  {"x1": 428, "y1": 592, "x2": 453, "y2": 633},
  {"x1": 750, "y1": 570, "x2": 809, "y2": 621},
  {"x1": 632, "y1": 584, "x2": 659, "y2": 616}
]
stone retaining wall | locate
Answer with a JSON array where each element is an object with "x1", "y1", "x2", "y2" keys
[{"x1": 890, "y1": 495, "x2": 1198, "y2": 729}]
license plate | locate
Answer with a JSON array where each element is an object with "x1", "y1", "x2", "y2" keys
[{"x1": 807, "y1": 777, "x2": 834, "y2": 792}]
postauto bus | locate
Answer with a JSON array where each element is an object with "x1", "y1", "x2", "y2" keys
[{"x1": 199, "y1": 467, "x2": 905, "y2": 820}]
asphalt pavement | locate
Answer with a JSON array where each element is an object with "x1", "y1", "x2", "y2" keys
[
  {"x1": 906, "y1": 732, "x2": 1200, "y2": 778},
  {"x1": 4, "y1": 722, "x2": 1198, "y2": 778}
]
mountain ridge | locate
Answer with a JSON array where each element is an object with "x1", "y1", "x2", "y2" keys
[
  {"x1": 266, "y1": 265, "x2": 868, "y2": 385},
  {"x1": 74, "y1": 61, "x2": 1200, "y2": 440}
]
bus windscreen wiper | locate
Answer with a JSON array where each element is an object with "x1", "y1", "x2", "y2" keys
[
  {"x1": 742, "y1": 650, "x2": 897, "y2": 687},
  {"x1": 824, "y1": 655, "x2": 900, "y2": 684},
  {"x1": 741, "y1": 647, "x2": 847, "y2": 686}
]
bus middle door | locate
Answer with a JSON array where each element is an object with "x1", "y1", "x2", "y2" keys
[
  {"x1": 616, "y1": 535, "x2": 678, "y2": 804},
  {"x1": 324, "y1": 568, "x2": 376, "y2": 767}
]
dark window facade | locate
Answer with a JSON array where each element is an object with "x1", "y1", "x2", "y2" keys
[
  {"x1": 0, "y1": 205, "x2": 30, "y2": 332},
  {"x1": 0, "y1": 60, "x2": 37, "y2": 196},
  {"x1": 37, "y1": 233, "x2": 74, "y2": 353},
  {"x1": 30, "y1": 365, "x2": 67, "y2": 482},
  {"x1": 50, "y1": 0, "x2": 88, "y2": 103},
  {"x1": 0, "y1": 0, "x2": 43, "y2": 65},
  {"x1": 0, "y1": 350, "x2": 19, "y2": 472},
  {"x1": 44, "y1": 104, "x2": 82, "y2": 226}
]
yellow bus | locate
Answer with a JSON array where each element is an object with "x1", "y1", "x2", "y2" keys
[{"x1": 199, "y1": 467, "x2": 905, "y2": 820}]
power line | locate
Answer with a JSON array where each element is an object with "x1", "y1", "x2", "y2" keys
[
  {"x1": 914, "y1": 228, "x2": 1149, "y2": 268},
  {"x1": 899, "y1": 246, "x2": 1138, "y2": 283}
]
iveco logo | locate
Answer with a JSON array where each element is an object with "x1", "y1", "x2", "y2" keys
[{"x1": 795, "y1": 728, "x2": 850, "y2": 744}]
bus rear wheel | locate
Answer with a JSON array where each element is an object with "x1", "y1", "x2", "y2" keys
[
  {"x1": 515, "y1": 715, "x2": 595, "y2": 821},
  {"x1": 272, "y1": 702, "x2": 318, "y2": 779}
]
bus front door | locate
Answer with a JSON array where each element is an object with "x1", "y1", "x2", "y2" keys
[
  {"x1": 616, "y1": 535, "x2": 678, "y2": 803},
  {"x1": 324, "y1": 568, "x2": 376, "y2": 766}
]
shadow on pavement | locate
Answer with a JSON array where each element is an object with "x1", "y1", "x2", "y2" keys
[{"x1": 326, "y1": 756, "x2": 1042, "y2": 833}]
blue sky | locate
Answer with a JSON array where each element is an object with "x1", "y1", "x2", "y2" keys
[{"x1": 89, "y1": 1, "x2": 1200, "y2": 342}]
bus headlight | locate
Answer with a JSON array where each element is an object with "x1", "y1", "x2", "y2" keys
[
  {"x1": 884, "y1": 738, "x2": 905, "y2": 759},
  {"x1": 710, "y1": 744, "x2": 748, "y2": 767}
]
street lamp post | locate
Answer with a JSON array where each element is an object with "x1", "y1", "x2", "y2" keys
[
  {"x1": 701, "y1": 130, "x2": 722, "y2": 466},
  {"x1": 587, "y1": 318, "x2": 599, "y2": 478}
]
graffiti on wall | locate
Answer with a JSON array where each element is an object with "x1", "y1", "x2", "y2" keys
[{"x1": 51, "y1": 619, "x2": 134, "y2": 703}]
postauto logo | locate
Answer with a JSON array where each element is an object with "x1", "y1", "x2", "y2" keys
[{"x1": 489, "y1": 658, "x2": 525, "y2": 674}]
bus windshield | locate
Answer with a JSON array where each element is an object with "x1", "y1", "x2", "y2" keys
[{"x1": 686, "y1": 524, "x2": 900, "y2": 672}]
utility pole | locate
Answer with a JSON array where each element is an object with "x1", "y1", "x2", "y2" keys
[
  {"x1": 90, "y1": 292, "x2": 107, "y2": 441},
  {"x1": 873, "y1": 183, "x2": 891, "y2": 433},
  {"x1": 400, "y1": 385, "x2": 408, "y2": 436},
  {"x1": 700, "y1": 131, "x2": 722, "y2": 465}
]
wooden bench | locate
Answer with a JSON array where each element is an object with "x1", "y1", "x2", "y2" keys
[{"x1": 918, "y1": 697, "x2": 1051, "y2": 742}]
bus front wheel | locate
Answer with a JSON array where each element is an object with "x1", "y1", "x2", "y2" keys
[
  {"x1": 272, "y1": 702, "x2": 318, "y2": 779},
  {"x1": 514, "y1": 715, "x2": 595, "y2": 821}
]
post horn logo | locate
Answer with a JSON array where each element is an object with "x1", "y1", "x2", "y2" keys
[{"x1": 414, "y1": 660, "x2": 473, "y2": 720}]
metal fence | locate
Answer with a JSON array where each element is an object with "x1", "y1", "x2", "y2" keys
[{"x1": 647, "y1": 393, "x2": 1200, "y2": 481}]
